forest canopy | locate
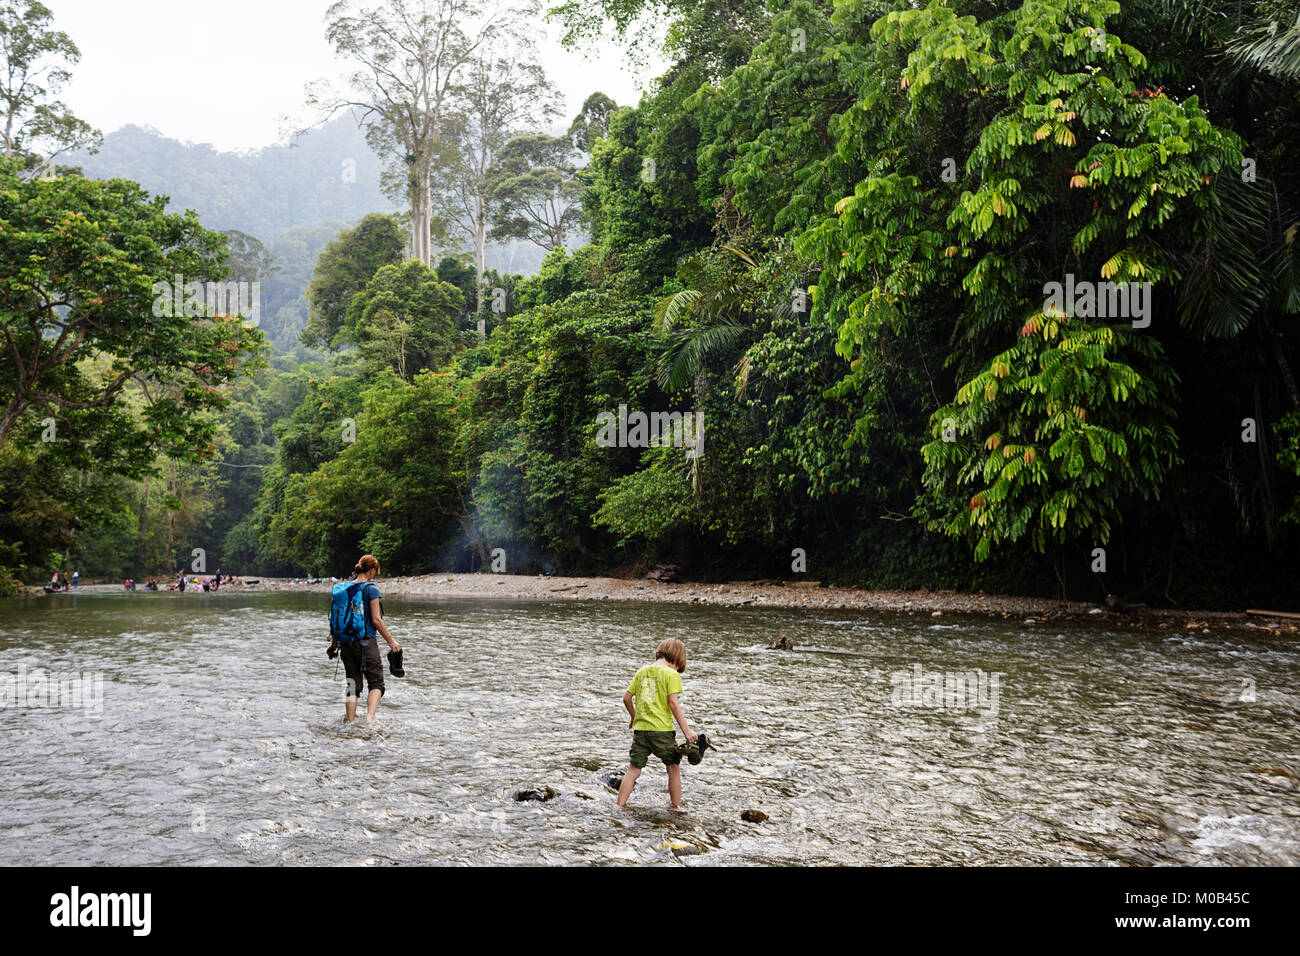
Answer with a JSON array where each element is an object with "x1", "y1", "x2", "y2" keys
[{"x1": 3, "y1": 0, "x2": 1298, "y2": 609}]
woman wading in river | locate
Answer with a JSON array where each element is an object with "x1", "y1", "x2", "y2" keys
[{"x1": 327, "y1": 555, "x2": 401, "y2": 725}]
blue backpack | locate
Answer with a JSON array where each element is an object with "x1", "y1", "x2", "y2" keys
[{"x1": 329, "y1": 581, "x2": 369, "y2": 643}]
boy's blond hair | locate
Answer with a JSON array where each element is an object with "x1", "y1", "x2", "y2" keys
[{"x1": 655, "y1": 638, "x2": 687, "y2": 673}]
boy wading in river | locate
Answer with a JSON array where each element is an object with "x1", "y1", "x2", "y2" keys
[
  {"x1": 617, "y1": 638, "x2": 697, "y2": 809},
  {"x1": 327, "y1": 555, "x2": 401, "y2": 725}
]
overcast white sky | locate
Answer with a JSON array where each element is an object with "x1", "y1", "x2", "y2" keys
[{"x1": 50, "y1": 0, "x2": 661, "y2": 152}]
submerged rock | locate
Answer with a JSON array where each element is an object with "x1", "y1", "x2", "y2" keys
[
  {"x1": 740, "y1": 809, "x2": 769, "y2": 823},
  {"x1": 597, "y1": 769, "x2": 625, "y2": 792},
  {"x1": 512, "y1": 785, "x2": 558, "y2": 802}
]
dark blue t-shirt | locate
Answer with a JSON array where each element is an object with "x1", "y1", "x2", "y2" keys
[{"x1": 361, "y1": 582, "x2": 382, "y2": 638}]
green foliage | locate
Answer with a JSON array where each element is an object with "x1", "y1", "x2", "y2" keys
[
  {"x1": 578, "y1": 93, "x2": 714, "y2": 295},
  {"x1": 22, "y1": 0, "x2": 1300, "y2": 606},
  {"x1": 266, "y1": 371, "x2": 459, "y2": 573},
  {"x1": 593, "y1": 447, "x2": 693, "y2": 548},
  {"x1": 435, "y1": 255, "x2": 478, "y2": 306},
  {"x1": 549, "y1": 0, "x2": 767, "y2": 76},
  {"x1": 791, "y1": 0, "x2": 1239, "y2": 558},
  {"x1": 486, "y1": 133, "x2": 584, "y2": 251},
  {"x1": 0, "y1": 160, "x2": 265, "y2": 470},
  {"x1": 1226, "y1": 1, "x2": 1300, "y2": 81},
  {"x1": 568, "y1": 92, "x2": 617, "y2": 151},
  {"x1": 920, "y1": 316, "x2": 1180, "y2": 558},
  {"x1": 1277, "y1": 411, "x2": 1300, "y2": 524},
  {"x1": 302, "y1": 214, "x2": 404, "y2": 349},
  {"x1": 360, "y1": 521, "x2": 403, "y2": 566},
  {"x1": 344, "y1": 260, "x2": 464, "y2": 380},
  {"x1": 0, "y1": 1, "x2": 99, "y2": 161}
]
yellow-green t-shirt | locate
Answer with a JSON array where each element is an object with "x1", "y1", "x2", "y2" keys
[{"x1": 628, "y1": 663, "x2": 683, "y2": 732}]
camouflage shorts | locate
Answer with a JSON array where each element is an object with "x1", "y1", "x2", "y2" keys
[{"x1": 629, "y1": 730, "x2": 680, "y2": 769}]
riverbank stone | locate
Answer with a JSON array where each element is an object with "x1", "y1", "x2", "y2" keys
[{"x1": 512, "y1": 785, "x2": 558, "y2": 802}]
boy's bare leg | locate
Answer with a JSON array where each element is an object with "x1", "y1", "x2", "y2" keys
[
  {"x1": 616, "y1": 765, "x2": 640, "y2": 806},
  {"x1": 365, "y1": 688, "x2": 381, "y2": 724},
  {"x1": 667, "y1": 764, "x2": 682, "y2": 808},
  {"x1": 345, "y1": 697, "x2": 357, "y2": 722}
]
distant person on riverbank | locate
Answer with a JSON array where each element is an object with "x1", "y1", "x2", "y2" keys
[
  {"x1": 326, "y1": 554, "x2": 401, "y2": 726},
  {"x1": 72, "y1": 571, "x2": 78, "y2": 589},
  {"x1": 616, "y1": 638, "x2": 697, "y2": 809}
]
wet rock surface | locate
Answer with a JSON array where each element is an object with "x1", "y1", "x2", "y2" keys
[{"x1": 512, "y1": 786, "x2": 558, "y2": 802}]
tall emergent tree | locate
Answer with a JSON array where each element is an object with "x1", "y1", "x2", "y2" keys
[
  {"x1": 432, "y1": 50, "x2": 559, "y2": 310},
  {"x1": 308, "y1": 0, "x2": 536, "y2": 266},
  {"x1": 0, "y1": 0, "x2": 100, "y2": 165},
  {"x1": 567, "y1": 91, "x2": 615, "y2": 152},
  {"x1": 486, "y1": 132, "x2": 583, "y2": 251}
]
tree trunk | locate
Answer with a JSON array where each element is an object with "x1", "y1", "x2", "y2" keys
[
  {"x1": 137, "y1": 475, "x2": 150, "y2": 569},
  {"x1": 166, "y1": 463, "x2": 176, "y2": 570},
  {"x1": 474, "y1": 191, "x2": 486, "y2": 314},
  {"x1": 690, "y1": 368, "x2": 709, "y2": 494},
  {"x1": 408, "y1": 156, "x2": 433, "y2": 267},
  {"x1": 1255, "y1": 380, "x2": 1277, "y2": 551},
  {"x1": 1262, "y1": 312, "x2": 1300, "y2": 413}
]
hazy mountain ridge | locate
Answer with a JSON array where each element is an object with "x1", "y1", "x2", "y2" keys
[
  {"x1": 70, "y1": 117, "x2": 395, "y2": 243},
  {"x1": 67, "y1": 119, "x2": 548, "y2": 356}
]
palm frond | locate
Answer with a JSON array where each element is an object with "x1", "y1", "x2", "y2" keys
[
  {"x1": 653, "y1": 288, "x2": 702, "y2": 334},
  {"x1": 1177, "y1": 175, "x2": 1270, "y2": 339},
  {"x1": 1226, "y1": 11, "x2": 1300, "y2": 81},
  {"x1": 1264, "y1": 223, "x2": 1300, "y2": 315},
  {"x1": 722, "y1": 244, "x2": 758, "y2": 268},
  {"x1": 655, "y1": 320, "x2": 743, "y2": 393},
  {"x1": 733, "y1": 350, "x2": 753, "y2": 399}
]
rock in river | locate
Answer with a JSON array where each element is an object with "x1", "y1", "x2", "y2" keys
[
  {"x1": 512, "y1": 785, "x2": 558, "y2": 802},
  {"x1": 740, "y1": 809, "x2": 769, "y2": 823}
]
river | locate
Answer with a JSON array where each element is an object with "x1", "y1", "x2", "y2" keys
[{"x1": 2, "y1": 589, "x2": 1297, "y2": 865}]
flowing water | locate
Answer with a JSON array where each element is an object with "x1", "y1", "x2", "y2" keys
[{"x1": 2, "y1": 588, "x2": 1297, "y2": 866}]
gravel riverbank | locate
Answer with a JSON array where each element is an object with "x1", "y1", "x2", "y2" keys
[{"x1": 235, "y1": 573, "x2": 1296, "y2": 635}]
